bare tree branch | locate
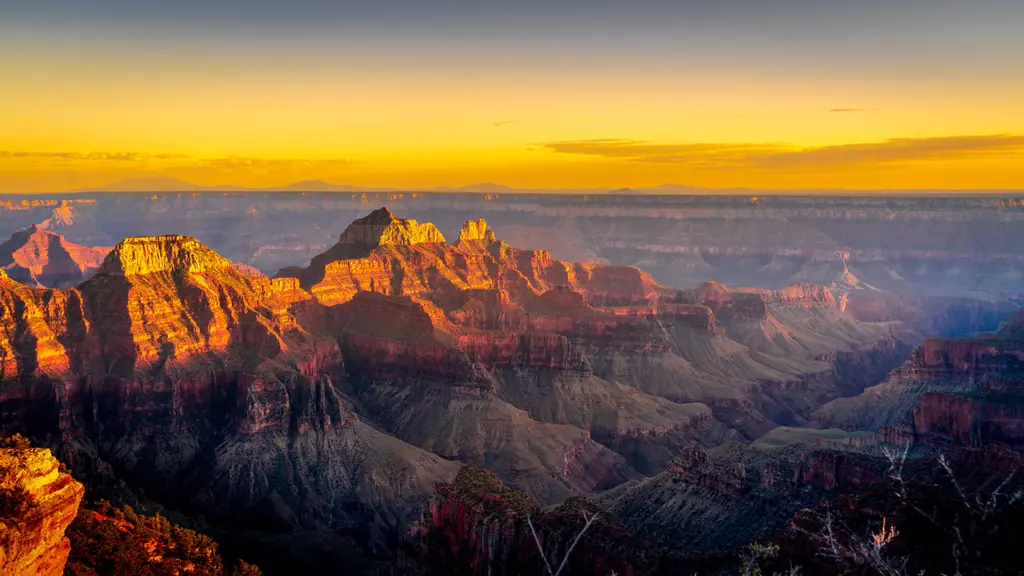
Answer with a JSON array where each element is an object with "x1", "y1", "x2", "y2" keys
[
  {"x1": 554, "y1": 511, "x2": 598, "y2": 576},
  {"x1": 526, "y1": 515, "x2": 555, "y2": 576}
]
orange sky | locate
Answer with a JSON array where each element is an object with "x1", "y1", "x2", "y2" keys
[{"x1": 2, "y1": 2, "x2": 1023, "y2": 192}]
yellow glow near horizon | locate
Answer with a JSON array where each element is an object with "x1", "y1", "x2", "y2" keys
[{"x1": 3, "y1": 39, "x2": 1024, "y2": 192}]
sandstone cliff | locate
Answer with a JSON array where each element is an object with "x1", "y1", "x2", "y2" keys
[
  {"x1": 0, "y1": 232, "x2": 459, "y2": 558},
  {"x1": 600, "y1": 442, "x2": 887, "y2": 556},
  {"x1": 0, "y1": 445, "x2": 84, "y2": 576},
  {"x1": 814, "y1": 310, "x2": 1024, "y2": 449}
]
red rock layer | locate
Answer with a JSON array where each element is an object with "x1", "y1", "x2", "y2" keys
[
  {"x1": 0, "y1": 210, "x2": 914, "y2": 528},
  {"x1": 818, "y1": 310, "x2": 1024, "y2": 449},
  {"x1": 0, "y1": 225, "x2": 110, "y2": 289},
  {"x1": 0, "y1": 447, "x2": 85, "y2": 576}
]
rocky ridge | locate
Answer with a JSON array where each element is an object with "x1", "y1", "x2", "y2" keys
[{"x1": 814, "y1": 309, "x2": 1024, "y2": 449}]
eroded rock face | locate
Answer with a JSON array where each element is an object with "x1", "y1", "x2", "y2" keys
[
  {"x1": 844, "y1": 291, "x2": 1016, "y2": 338},
  {"x1": 815, "y1": 310, "x2": 1024, "y2": 449},
  {"x1": 600, "y1": 442, "x2": 888, "y2": 555},
  {"x1": 0, "y1": 210, "x2": 927, "y2": 559},
  {"x1": 0, "y1": 226, "x2": 110, "y2": 288},
  {"x1": 456, "y1": 218, "x2": 497, "y2": 244},
  {"x1": 0, "y1": 233, "x2": 458, "y2": 552},
  {"x1": 0, "y1": 447, "x2": 84, "y2": 576},
  {"x1": 270, "y1": 210, "x2": 911, "y2": 496},
  {"x1": 337, "y1": 207, "x2": 447, "y2": 250}
]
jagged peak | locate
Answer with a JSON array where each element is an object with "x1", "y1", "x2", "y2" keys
[
  {"x1": 359, "y1": 206, "x2": 397, "y2": 224},
  {"x1": 456, "y1": 218, "x2": 497, "y2": 244},
  {"x1": 98, "y1": 234, "x2": 232, "y2": 276},
  {"x1": 337, "y1": 207, "x2": 446, "y2": 248}
]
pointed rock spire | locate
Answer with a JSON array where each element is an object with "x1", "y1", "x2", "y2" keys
[
  {"x1": 337, "y1": 207, "x2": 446, "y2": 248},
  {"x1": 456, "y1": 218, "x2": 497, "y2": 244}
]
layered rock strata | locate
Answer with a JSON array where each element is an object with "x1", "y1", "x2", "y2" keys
[
  {"x1": 0, "y1": 447, "x2": 84, "y2": 576},
  {"x1": 0, "y1": 209, "x2": 920, "y2": 558}
]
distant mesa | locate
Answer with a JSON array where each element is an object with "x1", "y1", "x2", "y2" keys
[
  {"x1": 75, "y1": 177, "x2": 213, "y2": 193},
  {"x1": 67, "y1": 177, "x2": 772, "y2": 195},
  {"x1": 0, "y1": 225, "x2": 111, "y2": 288},
  {"x1": 74, "y1": 177, "x2": 388, "y2": 193}
]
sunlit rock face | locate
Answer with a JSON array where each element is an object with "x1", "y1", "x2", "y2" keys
[
  {"x1": 337, "y1": 207, "x2": 447, "y2": 250},
  {"x1": 268, "y1": 210, "x2": 912, "y2": 493},
  {"x1": 0, "y1": 231, "x2": 459, "y2": 548},
  {"x1": 0, "y1": 194, "x2": 1018, "y2": 572},
  {"x1": 0, "y1": 447, "x2": 84, "y2": 576},
  {"x1": 456, "y1": 218, "x2": 497, "y2": 244},
  {"x1": 0, "y1": 209, "x2": 941, "y2": 554}
]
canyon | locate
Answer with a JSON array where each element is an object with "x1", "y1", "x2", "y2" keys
[
  {"x1": 1, "y1": 193, "x2": 1022, "y2": 300},
  {"x1": 0, "y1": 196, "x2": 1021, "y2": 574}
]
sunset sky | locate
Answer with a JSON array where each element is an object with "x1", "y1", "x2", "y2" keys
[{"x1": 2, "y1": 0, "x2": 1023, "y2": 192}]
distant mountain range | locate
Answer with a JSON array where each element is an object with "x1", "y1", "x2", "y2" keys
[
  {"x1": 73, "y1": 177, "x2": 611, "y2": 194},
  {"x1": 65, "y1": 177, "x2": 891, "y2": 196},
  {"x1": 67, "y1": 177, "x2": 1024, "y2": 196}
]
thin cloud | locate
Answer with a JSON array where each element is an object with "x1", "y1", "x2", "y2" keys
[
  {"x1": 196, "y1": 157, "x2": 349, "y2": 171},
  {"x1": 0, "y1": 151, "x2": 349, "y2": 172},
  {"x1": 541, "y1": 134, "x2": 1024, "y2": 169},
  {"x1": 541, "y1": 139, "x2": 788, "y2": 167},
  {"x1": 493, "y1": 120, "x2": 519, "y2": 128},
  {"x1": 0, "y1": 151, "x2": 190, "y2": 161},
  {"x1": 543, "y1": 139, "x2": 785, "y2": 158},
  {"x1": 752, "y1": 135, "x2": 1024, "y2": 168},
  {"x1": 828, "y1": 108, "x2": 866, "y2": 113}
]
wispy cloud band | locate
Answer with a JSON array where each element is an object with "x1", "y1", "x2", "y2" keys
[
  {"x1": 0, "y1": 151, "x2": 349, "y2": 170},
  {"x1": 541, "y1": 134, "x2": 1024, "y2": 169}
]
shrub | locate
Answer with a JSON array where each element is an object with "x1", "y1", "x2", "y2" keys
[{"x1": 65, "y1": 501, "x2": 261, "y2": 576}]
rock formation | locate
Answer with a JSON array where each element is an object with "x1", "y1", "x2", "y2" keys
[
  {"x1": 814, "y1": 309, "x2": 1024, "y2": 449},
  {"x1": 4, "y1": 192, "x2": 1022, "y2": 306},
  {"x1": 600, "y1": 442, "x2": 887, "y2": 556},
  {"x1": 0, "y1": 208, "x2": 954, "y2": 570},
  {"x1": 0, "y1": 225, "x2": 110, "y2": 288},
  {"x1": 0, "y1": 231, "x2": 458, "y2": 560},
  {"x1": 0, "y1": 446, "x2": 84, "y2": 576}
]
